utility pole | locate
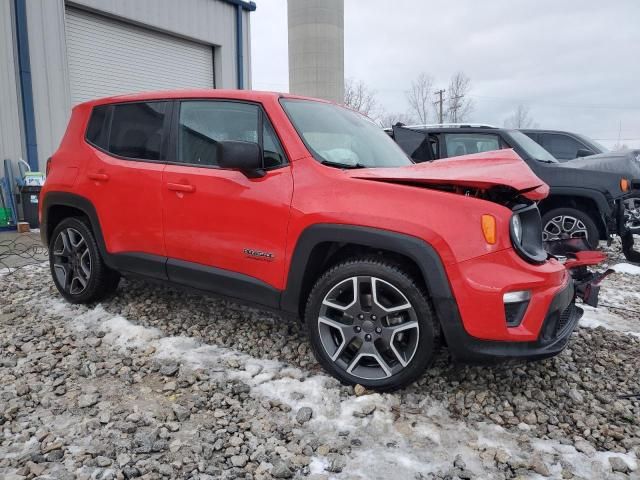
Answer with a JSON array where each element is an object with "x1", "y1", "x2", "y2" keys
[
  {"x1": 434, "y1": 89, "x2": 446, "y2": 124},
  {"x1": 448, "y1": 94, "x2": 464, "y2": 123}
]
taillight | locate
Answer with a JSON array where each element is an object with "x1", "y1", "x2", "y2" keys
[{"x1": 45, "y1": 157, "x2": 52, "y2": 176}]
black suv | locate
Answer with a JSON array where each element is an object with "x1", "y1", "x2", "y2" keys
[
  {"x1": 387, "y1": 124, "x2": 640, "y2": 262},
  {"x1": 521, "y1": 129, "x2": 608, "y2": 162}
]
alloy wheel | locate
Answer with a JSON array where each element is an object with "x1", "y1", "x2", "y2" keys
[
  {"x1": 623, "y1": 197, "x2": 640, "y2": 232},
  {"x1": 542, "y1": 215, "x2": 589, "y2": 242},
  {"x1": 318, "y1": 276, "x2": 419, "y2": 380},
  {"x1": 52, "y1": 228, "x2": 92, "y2": 295}
]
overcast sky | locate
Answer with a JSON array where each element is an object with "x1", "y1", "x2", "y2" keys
[{"x1": 250, "y1": 0, "x2": 640, "y2": 148}]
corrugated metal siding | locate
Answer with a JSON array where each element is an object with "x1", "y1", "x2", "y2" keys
[
  {"x1": 0, "y1": 0, "x2": 24, "y2": 178},
  {"x1": 70, "y1": 0, "x2": 240, "y2": 88},
  {"x1": 65, "y1": 8, "x2": 215, "y2": 104},
  {"x1": 21, "y1": 0, "x2": 248, "y2": 170},
  {"x1": 26, "y1": 0, "x2": 72, "y2": 172}
]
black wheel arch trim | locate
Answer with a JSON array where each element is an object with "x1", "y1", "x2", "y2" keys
[
  {"x1": 541, "y1": 187, "x2": 613, "y2": 217},
  {"x1": 280, "y1": 224, "x2": 460, "y2": 322}
]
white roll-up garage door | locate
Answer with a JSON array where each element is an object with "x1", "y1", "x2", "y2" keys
[{"x1": 65, "y1": 8, "x2": 215, "y2": 105}]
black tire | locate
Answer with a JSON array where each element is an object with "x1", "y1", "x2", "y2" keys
[
  {"x1": 49, "y1": 217, "x2": 120, "y2": 304},
  {"x1": 304, "y1": 257, "x2": 440, "y2": 391},
  {"x1": 541, "y1": 207, "x2": 600, "y2": 248}
]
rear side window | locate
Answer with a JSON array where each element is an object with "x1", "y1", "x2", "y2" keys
[
  {"x1": 444, "y1": 133, "x2": 502, "y2": 158},
  {"x1": 108, "y1": 102, "x2": 168, "y2": 160},
  {"x1": 86, "y1": 105, "x2": 109, "y2": 149}
]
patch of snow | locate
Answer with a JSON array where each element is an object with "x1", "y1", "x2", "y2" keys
[
  {"x1": 580, "y1": 305, "x2": 640, "y2": 338},
  {"x1": 612, "y1": 262, "x2": 640, "y2": 275},
  {"x1": 32, "y1": 295, "x2": 639, "y2": 479}
]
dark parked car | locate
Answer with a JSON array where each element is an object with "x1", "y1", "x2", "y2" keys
[
  {"x1": 521, "y1": 129, "x2": 608, "y2": 162},
  {"x1": 387, "y1": 124, "x2": 640, "y2": 262}
]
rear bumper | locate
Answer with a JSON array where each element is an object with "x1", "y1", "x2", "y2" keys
[{"x1": 442, "y1": 279, "x2": 582, "y2": 363}]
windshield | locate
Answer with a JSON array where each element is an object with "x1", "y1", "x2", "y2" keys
[
  {"x1": 507, "y1": 130, "x2": 558, "y2": 163},
  {"x1": 280, "y1": 99, "x2": 413, "y2": 168}
]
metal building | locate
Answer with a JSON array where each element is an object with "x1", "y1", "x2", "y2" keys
[
  {"x1": 288, "y1": 0, "x2": 344, "y2": 103},
  {"x1": 0, "y1": 0, "x2": 255, "y2": 177}
]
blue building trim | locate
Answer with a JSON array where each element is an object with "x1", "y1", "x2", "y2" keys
[
  {"x1": 235, "y1": 4, "x2": 244, "y2": 89},
  {"x1": 223, "y1": 0, "x2": 256, "y2": 12},
  {"x1": 14, "y1": 0, "x2": 39, "y2": 171},
  {"x1": 224, "y1": 0, "x2": 255, "y2": 89}
]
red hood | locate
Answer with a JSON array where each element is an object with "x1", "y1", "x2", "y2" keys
[{"x1": 347, "y1": 149, "x2": 549, "y2": 201}]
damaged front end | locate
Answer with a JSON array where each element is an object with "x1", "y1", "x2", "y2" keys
[{"x1": 545, "y1": 238, "x2": 614, "y2": 308}]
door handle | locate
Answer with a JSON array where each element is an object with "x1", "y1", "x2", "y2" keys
[
  {"x1": 87, "y1": 172, "x2": 109, "y2": 181},
  {"x1": 167, "y1": 182, "x2": 195, "y2": 193}
]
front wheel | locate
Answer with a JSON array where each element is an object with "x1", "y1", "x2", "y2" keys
[
  {"x1": 49, "y1": 217, "x2": 120, "y2": 304},
  {"x1": 304, "y1": 257, "x2": 440, "y2": 391},
  {"x1": 541, "y1": 207, "x2": 600, "y2": 249}
]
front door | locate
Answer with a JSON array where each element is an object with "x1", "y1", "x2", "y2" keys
[{"x1": 162, "y1": 100, "x2": 293, "y2": 305}]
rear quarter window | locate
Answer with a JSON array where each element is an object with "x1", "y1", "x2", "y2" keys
[{"x1": 85, "y1": 105, "x2": 109, "y2": 150}]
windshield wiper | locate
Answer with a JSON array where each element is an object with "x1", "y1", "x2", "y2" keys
[{"x1": 320, "y1": 159, "x2": 367, "y2": 169}]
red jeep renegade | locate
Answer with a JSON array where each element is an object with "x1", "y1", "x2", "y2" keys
[{"x1": 40, "y1": 90, "x2": 601, "y2": 390}]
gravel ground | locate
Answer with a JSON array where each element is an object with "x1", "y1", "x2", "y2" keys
[{"x1": 1, "y1": 255, "x2": 639, "y2": 479}]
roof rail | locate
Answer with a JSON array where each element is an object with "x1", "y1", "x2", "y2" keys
[{"x1": 402, "y1": 123, "x2": 498, "y2": 129}]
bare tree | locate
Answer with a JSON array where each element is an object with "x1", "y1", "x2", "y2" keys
[
  {"x1": 405, "y1": 73, "x2": 434, "y2": 124},
  {"x1": 343, "y1": 78, "x2": 378, "y2": 118},
  {"x1": 503, "y1": 104, "x2": 538, "y2": 129},
  {"x1": 377, "y1": 111, "x2": 416, "y2": 129},
  {"x1": 446, "y1": 72, "x2": 473, "y2": 123}
]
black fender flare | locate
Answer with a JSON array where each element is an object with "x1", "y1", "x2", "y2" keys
[
  {"x1": 542, "y1": 187, "x2": 613, "y2": 217},
  {"x1": 41, "y1": 191, "x2": 167, "y2": 279},
  {"x1": 280, "y1": 224, "x2": 461, "y2": 330},
  {"x1": 41, "y1": 191, "x2": 109, "y2": 258}
]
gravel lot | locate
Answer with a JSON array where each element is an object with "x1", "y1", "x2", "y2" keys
[{"x1": 1, "y1": 253, "x2": 639, "y2": 479}]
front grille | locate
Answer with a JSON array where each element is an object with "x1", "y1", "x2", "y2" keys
[
  {"x1": 556, "y1": 303, "x2": 575, "y2": 335},
  {"x1": 539, "y1": 301, "x2": 582, "y2": 344}
]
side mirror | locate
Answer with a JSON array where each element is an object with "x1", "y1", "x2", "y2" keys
[
  {"x1": 576, "y1": 148, "x2": 593, "y2": 158},
  {"x1": 216, "y1": 140, "x2": 264, "y2": 177}
]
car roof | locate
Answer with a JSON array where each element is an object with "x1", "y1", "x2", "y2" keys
[
  {"x1": 519, "y1": 129, "x2": 575, "y2": 135},
  {"x1": 394, "y1": 125, "x2": 510, "y2": 134},
  {"x1": 76, "y1": 89, "x2": 332, "y2": 108}
]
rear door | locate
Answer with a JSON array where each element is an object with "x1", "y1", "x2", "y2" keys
[
  {"x1": 161, "y1": 100, "x2": 293, "y2": 303},
  {"x1": 85, "y1": 101, "x2": 169, "y2": 278}
]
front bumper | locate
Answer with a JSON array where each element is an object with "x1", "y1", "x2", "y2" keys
[{"x1": 442, "y1": 278, "x2": 582, "y2": 363}]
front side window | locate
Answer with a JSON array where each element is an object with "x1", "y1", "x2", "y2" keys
[
  {"x1": 108, "y1": 102, "x2": 168, "y2": 160},
  {"x1": 281, "y1": 99, "x2": 412, "y2": 168},
  {"x1": 507, "y1": 130, "x2": 558, "y2": 163},
  {"x1": 541, "y1": 133, "x2": 586, "y2": 160},
  {"x1": 444, "y1": 134, "x2": 502, "y2": 158},
  {"x1": 178, "y1": 101, "x2": 285, "y2": 168}
]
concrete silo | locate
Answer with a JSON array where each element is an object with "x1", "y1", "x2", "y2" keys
[{"x1": 288, "y1": 0, "x2": 344, "y2": 103}]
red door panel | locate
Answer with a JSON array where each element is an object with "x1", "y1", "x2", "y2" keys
[
  {"x1": 162, "y1": 165, "x2": 293, "y2": 289},
  {"x1": 89, "y1": 150, "x2": 165, "y2": 257}
]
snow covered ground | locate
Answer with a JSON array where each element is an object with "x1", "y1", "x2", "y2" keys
[{"x1": 1, "y1": 260, "x2": 639, "y2": 479}]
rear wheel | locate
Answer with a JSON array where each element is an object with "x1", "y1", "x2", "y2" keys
[
  {"x1": 49, "y1": 217, "x2": 120, "y2": 304},
  {"x1": 541, "y1": 207, "x2": 600, "y2": 248},
  {"x1": 304, "y1": 257, "x2": 439, "y2": 391}
]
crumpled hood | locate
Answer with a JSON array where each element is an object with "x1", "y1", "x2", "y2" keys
[{"x1": 347, "y1": 149, "x2": 549, "y2": 200}]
